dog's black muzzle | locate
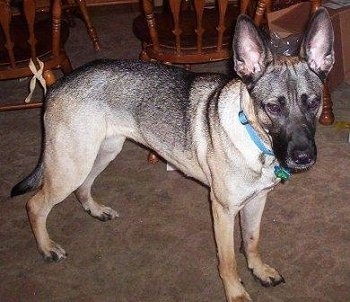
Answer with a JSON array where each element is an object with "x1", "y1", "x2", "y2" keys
[
  {"x1": 273, "y1": 124, "x2": 317, "y2": 172},
  {"x1": 287, "y1": 142, "x2": 317, "y2": 171}
]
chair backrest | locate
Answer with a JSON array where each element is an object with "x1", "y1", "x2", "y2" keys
[
  {"x1": 0, "y1": 0, "x2": 72, "y2": 111},
  {"x1": 134, "y1": 0, "x2": 245, "y2": 65}
]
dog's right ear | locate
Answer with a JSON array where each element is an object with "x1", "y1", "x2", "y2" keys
[{"x1": 233, "y1": 15, "x2": 273, "y2": 86}]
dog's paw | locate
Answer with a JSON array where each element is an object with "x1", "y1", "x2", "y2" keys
[
  {"x1": 40, "y1": 240, "x2": 67, "y2": 262},
  {"x1": 229, "y1": 294, "x2": 252, "y2": 302},
  {"x1": 250, "y1": 264, "x2": 285, "y2": 287},
  {"x1": 225, "y1": 282, "x2": 252, "y2": 302},
  {"x1": 85, "y1": 204, "x2": 119, "y2": 222}
]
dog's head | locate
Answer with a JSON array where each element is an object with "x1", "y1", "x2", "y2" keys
[{"x1": 233, "y1": 8, "x2": 334, "y2": 172}]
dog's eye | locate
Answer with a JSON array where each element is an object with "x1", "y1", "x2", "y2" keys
[
  {"x1": 307, "y1": 99, "x2": 320, "y2": 111},
  {"x1": 265, "y1": 103, "x2": 281, "y2": 114},
  {"x1": 301, "y1": 94, "x2": 320, "y2": 111}
]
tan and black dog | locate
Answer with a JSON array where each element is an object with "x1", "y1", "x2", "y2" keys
[{"x1": 11, "y1": 8, "x2": 334, "y2": 302}]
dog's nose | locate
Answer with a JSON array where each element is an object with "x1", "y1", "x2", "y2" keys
[{"x1": 292, "y1": 150, "x2": 313, "y2": 166}]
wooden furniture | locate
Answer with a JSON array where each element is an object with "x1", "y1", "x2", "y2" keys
[
  {"x1": 0, "y1": 0, "x2": 73, "y2": 111},
  {"x1": 85, "y1": 0, "x2": 138, "y2": 6},
  {"x1": 133, "y1": 0, "x2": 245, "y2": 68},
  {"x1": 244, "y1": 0, "x2": 334, "y2": 125},
  {"x1": 72, "y1": 0, "x2": 101, "y2": 50}
]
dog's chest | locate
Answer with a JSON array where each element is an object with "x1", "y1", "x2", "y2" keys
[{"x1": 239, "y1": 162, "x2": 280, "y2": 205}]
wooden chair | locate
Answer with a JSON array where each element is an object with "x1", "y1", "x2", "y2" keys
[
  {"x1": 242, "y1": 0, "x2": 334, "y2": 125},
  {"x1": 0, "y1": 0, "x2": 73, "y2": 111}
]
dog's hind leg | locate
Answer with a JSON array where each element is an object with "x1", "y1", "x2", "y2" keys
[
  {"x1": 26, "y1": 125, "x2": 116, "y2": 262},
  {"x1": 26, "y1": 170, "x2": 93, "y2": 262},
  {"x1": 26, "y1": 189, "x2": 70, "y2": 262},
  {"x1": 26, "y1": 162, "x2": 104, "y2": 262},
  {"x1": 74, "y1": 135, "x2": 125, "y2": 221},
  {"x1": 240, "y1": 193, "x2": 285, "y2": 287}
]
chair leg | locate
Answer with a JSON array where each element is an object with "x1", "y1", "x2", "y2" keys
[
  {"x1": 240, "y1": 0, "x2": 250, "y2": 14},
  {"x1": 253, "y1": 0, "x2": 268, "y2": 26},
  {"x1": 319, "y1": 81, "x2": 335, "y2": 125},
  {"x1": 43, "y1": 70, "x2": 57, "y2": 86},
  {"x1": 148, "y1": 152, "x2": 160, "y2": 164},
  {"x1": 74, "y1": 0, "x2": 101, "y2": 51},
  {"x1": 138, "y1": 48, "x2": 161, "y2": 163},
  {"x1": 139, "y1": 49, "x2": 151, "y2": 61},
  {"x1": 61, "y1": 57, "x2": 73, "y2": 74}
]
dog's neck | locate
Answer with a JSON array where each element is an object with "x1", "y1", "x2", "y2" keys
[
  {"x1": 239, "y1": 84, "x2": 272, "y2": 146},
  {"x1": 238, "y1": 110, "x2": 273, "y2": 156},
  {"x1": 238, "y1": 83, "x2": 291, "y2": 181}
]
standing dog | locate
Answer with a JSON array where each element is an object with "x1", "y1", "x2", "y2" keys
[{"x1": 11, "y1": 8, "x2": 334, "y2": 302}]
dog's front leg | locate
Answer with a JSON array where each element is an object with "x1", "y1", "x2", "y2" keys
[
  {"x1": 211, "y1": 197, "x2": 252, "y2": 302},
  {"x1": 240, "y1": 193, "x2": 285, "y2": 287}
]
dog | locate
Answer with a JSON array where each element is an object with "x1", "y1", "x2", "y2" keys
[{"x1": 11, "y1": 8, "x2": 334, "y2": 302}]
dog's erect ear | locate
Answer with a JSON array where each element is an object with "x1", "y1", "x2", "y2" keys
[
  {"x1": 233, "y1": 15, "x2": 273, "y2": 85},
  {"x1": 300, "y1": 7, "x2": 335, "y2": 80}
]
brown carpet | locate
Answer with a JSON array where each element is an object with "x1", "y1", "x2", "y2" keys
[{"x1": 0, "y1": 6, "x2": 349, "y2": 302}]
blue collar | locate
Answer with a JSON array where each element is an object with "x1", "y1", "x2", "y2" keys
[
  {"x1": 238, "y1": 110, "x2": 291, "y2": 181},
  {"x1": 238, "y1": 111, "x2": 274, "y2": 156}
]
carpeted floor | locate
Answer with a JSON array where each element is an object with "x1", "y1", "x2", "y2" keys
[{"x1": 0, "y1": 6, "x2": 349, "y2": 302}]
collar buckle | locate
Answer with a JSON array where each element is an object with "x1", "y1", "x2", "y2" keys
[{"x1": 238, "y1": 110, "x2": 249, "y2": 125}]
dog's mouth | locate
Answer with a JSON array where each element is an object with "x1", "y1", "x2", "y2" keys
[
  {"x1": 284, "y1": 157, "x2": 316, "y2": 173},
  {"x1": 274, "y1": 141, "x2": 317, "y2": 174},
  {"x1": 288, "y1": 163, "x2": 314, "y2": 174}
]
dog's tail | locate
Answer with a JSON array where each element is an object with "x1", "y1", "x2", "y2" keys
[{"x1": 11, "y1": 162, "x2": 44, "y2": 197}]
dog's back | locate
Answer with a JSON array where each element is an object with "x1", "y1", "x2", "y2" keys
[{"x1": 46, "y1": 59, "x2": 229, "y2": 178}]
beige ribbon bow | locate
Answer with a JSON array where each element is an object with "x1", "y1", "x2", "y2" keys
[{"x1": 24, "y1": 58, "x2": 47, "y2": 103}]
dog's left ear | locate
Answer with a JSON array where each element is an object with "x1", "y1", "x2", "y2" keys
[{"x1": 300, "y1": 7, "x2": 335, "y2": 80}]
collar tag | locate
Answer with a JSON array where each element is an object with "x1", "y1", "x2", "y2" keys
[{"x1": 274, "y1": 166, "x2": 291, "y2": 181}]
